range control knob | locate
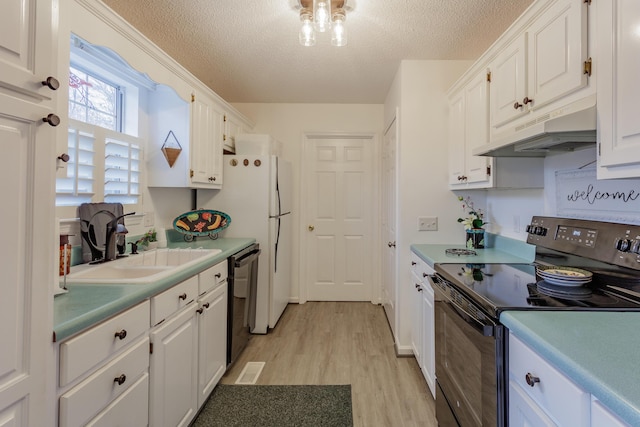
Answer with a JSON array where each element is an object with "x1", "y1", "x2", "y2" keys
[
  {"x1": 533, "y1": 226, "x2": 547, "y2": 236},
  {"x1": 615, "y1": 238, "x2": 632, "y2": 252},
  {"x1": 631, "y1": 240, "x2": 640, "y2": 255},
  {"x1": 526, "y1": 225, "x2": 534, "y2": 234}
]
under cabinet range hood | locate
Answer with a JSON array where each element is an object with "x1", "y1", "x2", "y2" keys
[{"x1": 474, "y1": 95, "x2": 596, "y2": 157}]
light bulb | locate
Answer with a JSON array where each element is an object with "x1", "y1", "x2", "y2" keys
[
  {"x1": 331, "y1": 15, "x2": 347, "y2": 46},
  {"x1": 299, "y1": 16, "x2": 316, "y2": 46},
  {"x1": 314, "y1": 0, "x2": 331, "y2": 33}
]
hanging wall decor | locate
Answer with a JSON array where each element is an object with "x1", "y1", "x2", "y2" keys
[{"x1": 161, "y1": 130, "x2": 182, "y2": 168}]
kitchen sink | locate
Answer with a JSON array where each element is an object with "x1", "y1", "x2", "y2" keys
[{"x1": 63, "y1": 248, "x2": 222, "y2": 284}]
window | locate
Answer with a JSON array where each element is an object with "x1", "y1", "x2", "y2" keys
[
  {"x1": 68, "y1": 66, "x2": 123, "y2": 132},
  {"x1": 56, "y1": 125, "x2": 95, "y2": 207}
]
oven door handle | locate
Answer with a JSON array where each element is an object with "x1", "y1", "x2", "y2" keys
[{"x1": 441, "y1": 295, "x2": 496, "y2": 337}]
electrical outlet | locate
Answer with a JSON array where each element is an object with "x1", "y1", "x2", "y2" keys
[
  {"x1": 418, "y1": 216, "x2": 438, "y2": 231},
  {"x1": 144, "y1": 212, "x2": 155, "y2": 227}
]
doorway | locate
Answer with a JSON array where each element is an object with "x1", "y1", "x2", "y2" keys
[{"x1": 301, "y1": 134, "x2": 378, "y2": 302}]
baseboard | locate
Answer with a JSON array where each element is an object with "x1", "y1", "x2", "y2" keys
[{"x1": 395, "y1": 343, "x2": 414, "y2": 357}]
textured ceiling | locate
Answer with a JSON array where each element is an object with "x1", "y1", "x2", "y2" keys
[{"x1": 101, "y1": 0, "x2": 534, "y2": 104}]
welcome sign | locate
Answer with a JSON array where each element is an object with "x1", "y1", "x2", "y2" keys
[{"x1": 556, "y1": 168, "x2": 640, "y2": 225}]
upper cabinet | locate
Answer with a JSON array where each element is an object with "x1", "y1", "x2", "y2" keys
[
  {"x1": 490, "y1": 0, "x2": 589, "y2": 137},
  {"x1": 448, "y1": 69, "x2": 493, "y2": 188},
  {"x1": 0, "y1": 0, "x2": 57, "y2": 108},
  {"x1": 596, "y1": 0, "x2": 640, "y2": 179},
  {"x1": 190, "y1": 92, "x2": 225, "y2": 188}
]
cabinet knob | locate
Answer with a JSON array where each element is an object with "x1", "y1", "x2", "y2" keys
[
  {"x1": 114, "y1": 329, "x2": 127, "y2": 340},
  {"x1": 208, "y1": 176, "x2": 217, "y2": 182},
  {"x1": 308, "y1": 225, "x2": 315, "y2": 232},
  {"x1": 422, "y1": 273, "x2": 428, "y2": 278},
  {"x1": 41, "y1": 76, "x2": 60, "y2": 90},
  {"x1": 196, "y1": 307, "x2": 204, "y2": 314},
  {"x1": 411, "y1": 261, "x2": 417, "y2": 266},
  {"x1": 513, "y1": 101, "x2": 523, "y2": 110},
  {"x1": 215, "y1": 273, "x2": 222, "y2": 278},
  {"x1": 457, "y1": 175, "x2": 467, "y2": 181},
  {"x1": 113, "y1": 374, "x2": 126, "y2": 385},
  {"x1": 388, "y1": 241, "x2": 396, "y2": 248},
  {"x1": 525, "y1": 372, "x2": 540, "y2": 387},
  {"x1": 523, "y1": 97, "x2": 534, "y2": 105},
  {"x1": 42, "y1": 113, "x2": 61, "y2": 127},
  {"x1": 178, "y1": 293, "x2": 187, "y2": 301}
]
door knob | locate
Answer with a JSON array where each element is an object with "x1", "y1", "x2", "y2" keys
[
  {"x1": 41, "y1": 76, "x2": 60, "y2": 91},
  {"x1": 308, "y1": 225, "x2": 315, "y2": 231}
]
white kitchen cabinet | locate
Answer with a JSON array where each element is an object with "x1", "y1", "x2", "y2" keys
[
  {"x1": 197, "y1": 280, "x2": 228, "y2": 408},
  {"x1": 59, "y1": 337, "x2": 150, "y2": 427},
  {"x1": 149, "y1": 301, "x2": 199, "y2": 427},
  {"x1": 448, "y1": 69, "x2": 493, "y2": 188},
  {"x1": 0, "y1": 0, "x2": 57, "y2": 424},
  {"x1": 223, "y1": 112, "x2": 248, "y2": 153},
  {"x1": 591, "y1": 398, "x2": 630, "y2": 427},
  {"x1": 596, "y1": 0, "x2": 640, "y2": 179},
  {"x1": 190, "y1": 91, "x2": 225, "y2": 188},
  {"x1": 409, "y1": 253, "x2": 436, "y2": 398},
  {"x1": 490, "y1": 0, "x2": 589, "y2": 136},
  {"x1": 508, "y1": 333, "x2": 591, "y2": 426}
]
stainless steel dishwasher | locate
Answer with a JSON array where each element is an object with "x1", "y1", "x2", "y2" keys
[{"x1": 227, "y1": 243, "x2": 261, "y2": 367}]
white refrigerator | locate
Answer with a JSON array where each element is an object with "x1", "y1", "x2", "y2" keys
[{"x1": 203, "y1": 152, "x2": 292, "y2": 334}]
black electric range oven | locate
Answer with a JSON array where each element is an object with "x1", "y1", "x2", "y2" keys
[{"x1": 432, "y1": 216, "x2": 640, "y2": 427}]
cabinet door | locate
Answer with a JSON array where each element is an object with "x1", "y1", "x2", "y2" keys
[
  {"x1": 448, "y1": 91, "x2": 466, "y2": 185},
  {"x1": 508, "y1": 380, "x2": 556, "y2": 427},
  {"x1": 591, "y1": 398, "x2": 629, "y2": 427},
  {"x1": 490, "y1": 33, "x2": 527, "y2": 128},
  {"x1": 421, "y1": 281, "x2": 436, "y2": 398},
  {"x1": 197, "y1": 285, "x2": 228, "y2": 408},
  {"x1": 527, "y1": 0, "x2": 588, "y2": 111},
  {"x1": 410, "y1": 272, "x2": 423, "y2": 365},
  {"x1": 0, "y1": 94, "x2": 55, "y2": 425},
  {"x1": 597, "y1": 0, "x2": 640, "y2": 177},
  {"x1": 0, "y1": 0, "x2": 56, "y2": 105},
  {"x1": 190, "y1": 93, "x2": 223, "y2": 188},
  {"x1": 464, "y1": 71, "x2": 491, "y2": 184},
  {"x1": 150, "y1": 305, "x2": 198, "y2": 427}
]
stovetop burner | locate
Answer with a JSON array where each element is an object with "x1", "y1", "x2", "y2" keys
[{"x1": 445, "y1": 248, "x2": 477, "y2": 256}]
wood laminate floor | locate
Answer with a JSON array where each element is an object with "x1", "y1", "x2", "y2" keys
[{"x1": 220, "y1": 302, "x2": 437, "y2": 427}]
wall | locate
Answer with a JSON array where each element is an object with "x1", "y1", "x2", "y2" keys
[
  {"x1": 385, "y1": 60, "x2": 472, "y2": 351},
  {"x1": 225, "y1": 103, "x2": 385, "y2": 302}
]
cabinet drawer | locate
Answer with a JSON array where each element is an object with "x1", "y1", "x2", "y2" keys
[
  {"x1": 151, "y1": 275, "x2": 199, "y2": 325},
  {"x1": 59, "y1": 300, "x2": 150, "y2": 387},
  {"x1": 509, "y1": 334, "x2": 590, "y2": 426},
  {"x1": 199, "y1": 260, "x2": 228, "y2": 295},
  {"x1": 59, "y1": 336, "x2": 149, "y2": 427},
  {"x1": 86, "y1": 373, "x2": 149, "y2": 427},
  {"x1": 412, "y1": 254, "x2": 435, "y2": 283}
]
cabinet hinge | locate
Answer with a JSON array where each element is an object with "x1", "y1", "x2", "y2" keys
[
  {"x1": 584, "y1": 0, "x2": 591, "y2": 5},
  {"x1": 149, "y1": 342, "x2": 153, "y2": 354},
  {"x1": 486, "y1": 72, "x2": 491, "y2": 83},
  {"x1": 223, "y1": 134, "x2": 227, "y2": 141},
  {"x1": 223, "y1": 115, "x2": 227, "y2": 122},
  {"x1": 190, "y1": 169, "x2": 194, "y2": 178},
  {"x1": 487, "y1": 166, "x2": 491, "y2": 176},
  {"x1": 191, "y1": 94, "x2": 195, "y2": 102},
  {"x1": 583, "y1": 58, "x2": 592, "y2": 76}
]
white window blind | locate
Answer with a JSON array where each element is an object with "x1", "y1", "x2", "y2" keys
[{"x1": 56, "y1": 126, "x2": 95, "y2": 206}]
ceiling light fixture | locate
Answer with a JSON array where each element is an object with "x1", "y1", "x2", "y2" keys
[{"x1": 297, "y1": 0, "x2": 348, "y2": 47}]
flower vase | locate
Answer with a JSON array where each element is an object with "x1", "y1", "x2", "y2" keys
[{"x1": 466, "y1": 228, "x2": 485, "y2": 249}]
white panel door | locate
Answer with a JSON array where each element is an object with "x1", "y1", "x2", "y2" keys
[
  {"x1": 382, "y1": 119, "x2": 397, "y2": 332},
  {"x1": 305, "y1": 137, "x2": 375, "y2": 301},
  {"x1": 527, "y1": 0, "x2": 588, "y2": 111}
]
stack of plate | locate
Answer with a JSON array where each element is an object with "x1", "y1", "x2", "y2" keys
[{"x1": 536, "y1": 265, "x2": 593, "y2": 287}]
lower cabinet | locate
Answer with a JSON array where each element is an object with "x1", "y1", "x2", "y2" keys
[
  {"x1": 149, "y1": 302, "x2": 199, "y2": 427},
  {"x1": 56, "y1": 259, "x2": 230, "y2": 427},
  {"x1": 409, "y1": 252, "x2": 436, "y2": 398},
  {"x1": 508, "y1": 332, "x2": 630, "y2": 427},
  {"x1": 197, "y1": 283, "x2": 228, "y2": 408}
]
